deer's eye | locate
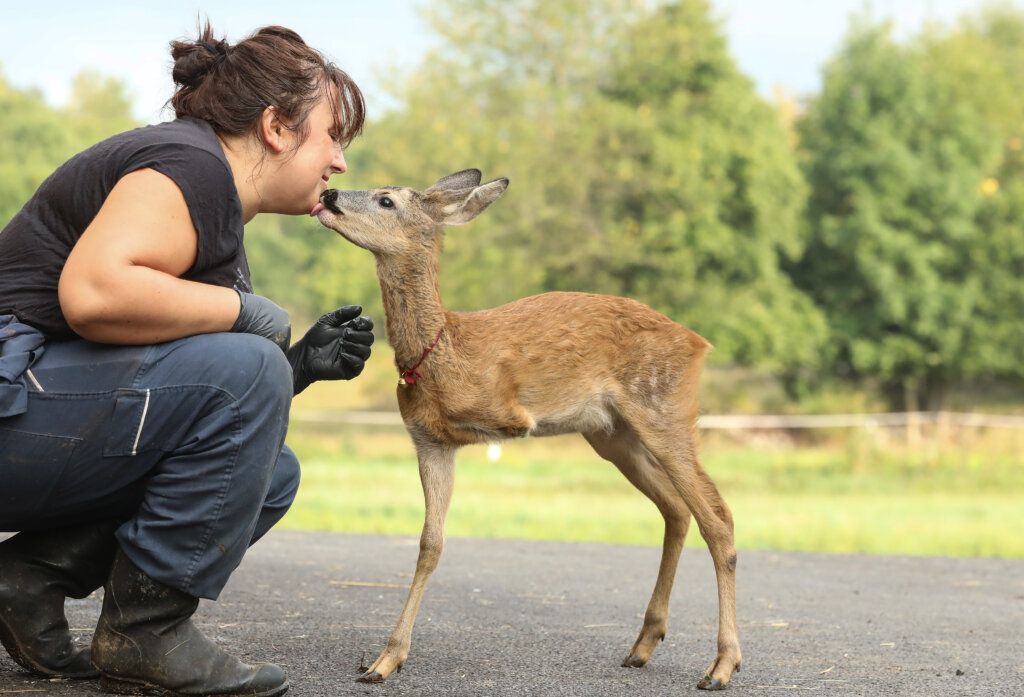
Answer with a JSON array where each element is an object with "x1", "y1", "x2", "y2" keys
[{"x1": 379, "y1": 196, "x2": 395, "y2": 209}]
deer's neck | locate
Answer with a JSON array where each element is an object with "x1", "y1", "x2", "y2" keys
[{"x1": 375, "y1": 254, "x2": 448, "y2": 367}]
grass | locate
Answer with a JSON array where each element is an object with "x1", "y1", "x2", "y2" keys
[{"x1": 279, "y1": 423, "x2": 1024, "y2": 559}]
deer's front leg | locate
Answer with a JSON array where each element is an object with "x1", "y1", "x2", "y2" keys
[{"x1": 358, "y1": 440, "x2": 456, "y2": 683}]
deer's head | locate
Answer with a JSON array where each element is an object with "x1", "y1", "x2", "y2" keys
[{"x1": 313, "y1": 169, "x2": 509, "y2": 257}]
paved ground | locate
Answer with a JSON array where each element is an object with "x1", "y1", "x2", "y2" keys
[{"x1": 1, "y1": 531, "x2": 1022, "y2": 696}]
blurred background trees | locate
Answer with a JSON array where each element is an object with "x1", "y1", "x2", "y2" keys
[
  {"x1": 305, "y1": 0, "x2": 830, "y2": 377},
  {"x1": 795, "y1": 7, "x2": 1024, "y2": 410},
  {"x1": 0, "y1": 70, "x2": 136, "y2": 224},
  {"x1": 2, "y1": 0, "x2": 1022, "y2": 412}
]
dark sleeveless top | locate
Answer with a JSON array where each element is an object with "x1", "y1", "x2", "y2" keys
[{"x1": 0, "y1": 116, "x2": 251, "y2": 338}]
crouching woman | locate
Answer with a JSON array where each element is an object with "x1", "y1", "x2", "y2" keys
[{"x1": 0, "y1": 23, "x2": 372, "y2": 697}]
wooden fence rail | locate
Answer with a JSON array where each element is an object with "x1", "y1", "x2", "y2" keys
[{"x1": 290, "y1": 410, "x2": 1024, "y2": 430}]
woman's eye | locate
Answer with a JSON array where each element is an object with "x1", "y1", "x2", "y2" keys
[{"x1": 379, "y1": 197, "x2": 395, "y2": 209}]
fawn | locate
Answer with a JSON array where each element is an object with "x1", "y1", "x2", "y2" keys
[{"x1": 311, "y1": 170, "x2": 741, "y2": 690}]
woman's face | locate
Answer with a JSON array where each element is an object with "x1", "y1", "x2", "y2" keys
[{"x1": 263, "y1": 96, "x2": 348, "y2": 215}]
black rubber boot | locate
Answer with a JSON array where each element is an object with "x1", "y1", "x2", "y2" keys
[
  {"x1": 91, "y1": 549, "x2": 288, "y2": 697},
  {"x1": 0, "y1": 523, "x2": 118, "y2": 678}
]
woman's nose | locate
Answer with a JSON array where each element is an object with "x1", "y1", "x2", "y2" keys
[{"x1": 332, "y1": 149, "x2": 347, "y2": 174}]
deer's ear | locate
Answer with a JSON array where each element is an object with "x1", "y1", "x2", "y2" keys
[
  {"x1": 427, "y1": 169, "x2": 483, "y2": 192},
  {"x1": 439, "y1": 178, "x2": 509, "y2": 226}
]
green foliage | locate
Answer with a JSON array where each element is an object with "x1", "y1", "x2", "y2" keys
[
  {"x1": 243, "y1": 213, "x2": 373, "y2": 325},
  {"x1": 322, "y1": 0, "x2": 826, "y2": 373},
  {"x1": 0, "y1": 67, "x2": 138, "y2": 227},
  {"x1": 62, "y1": 70, "x2": 139, "y2": 145},
  {"x1": 794, "y1": 11, "x2": 1024, "y2": 408},
  {"x1": 5, "y1": 2, "x2": 1023, "y2": 404},
  {"x1": 587, "y1": 2, "x2": 827, "y2": 370},
  {"x1": 956, "y1": 6, "x2": 1024, "y2": 380},
  {"x1": 0, "y1": 71, "x2": 77, "y2": 225}
]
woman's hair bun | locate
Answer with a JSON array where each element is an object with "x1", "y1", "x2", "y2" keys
[
  {"x1": 167, "y1": 19, "x2": 365, "y2": 147},
  {"x1": 170, "y1": 25, "x2": 229, "y2": 89}
]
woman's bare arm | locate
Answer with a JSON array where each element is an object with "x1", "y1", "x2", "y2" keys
[{"x1": 58, "y1": 168, "x2": 241, "y2": 344}]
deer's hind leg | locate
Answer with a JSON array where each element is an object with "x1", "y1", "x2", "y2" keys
[
  {"x1": 584, "y1": 422, "x2": 692, "y2": 669},
  {"x1": 625, "y1": 413, "x2": 741, "y2": 691}
]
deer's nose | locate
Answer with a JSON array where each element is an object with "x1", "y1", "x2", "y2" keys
[{"x1": 321, "y1": 189, "x2": 342, "y2": 213}]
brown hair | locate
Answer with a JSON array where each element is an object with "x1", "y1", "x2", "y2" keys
[{"x1": 169, "y1": 22, "x2": 365, "y2": 150}]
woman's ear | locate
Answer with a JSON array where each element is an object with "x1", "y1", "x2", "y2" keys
[{"x1": 259, "y1": 106, "x2": 287, "y2": 154}]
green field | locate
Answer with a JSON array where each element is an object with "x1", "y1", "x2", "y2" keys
[{"x1": 279, "y1": 423, "x2": 1024, "y2": 559}]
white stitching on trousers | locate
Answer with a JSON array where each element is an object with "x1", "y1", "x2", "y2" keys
[
  {"x1": 131, "y1": 389, "x2": 151, "y2": 457},
  {"x1": 25, "y1": 368, "x2": 44, "y2": 392}
]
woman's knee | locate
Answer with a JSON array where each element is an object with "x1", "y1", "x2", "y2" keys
[
  {"x1": 267, "y1": 446, "x2": 301, "y2": 507},
  {"x1": 249, "y1": 446, "x2": 301, "y2": 544},
  {"x1": 237, "y1": 334, "x2": 293, "y2": 404},
  {"x1": 167, "y1": 333, "x2": 292, "y2": 404}
]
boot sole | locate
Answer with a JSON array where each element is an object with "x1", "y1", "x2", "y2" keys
[
  {"x1": 99, "y1": 674, "x2": 290, "y2": 697},
  {"x1": 0, "y1": 613, "x2": 99, "y2": 679}
]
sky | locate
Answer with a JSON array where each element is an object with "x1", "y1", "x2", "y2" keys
[{"x1": 0, "y1": 0, "x2": 1008, "y2": 124}]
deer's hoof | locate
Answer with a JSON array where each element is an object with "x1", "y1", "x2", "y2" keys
[
  {"x1": 622, "y1": 654, "x2": 647, "y2": 668},
  {"x1": 356, "y1": 671, "x2": 386, "y2": 684},
  {"x1": 697, "y1": 675, "x2": 727, "y2": 690}
]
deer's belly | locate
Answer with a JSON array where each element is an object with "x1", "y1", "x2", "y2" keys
[{"x1": 529, "y1": 399, "x2": 616, "y2": 437}]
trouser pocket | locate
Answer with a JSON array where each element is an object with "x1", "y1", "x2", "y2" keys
[{"x1": 102, "y1": 389, "x2": 152, "y2": 458}]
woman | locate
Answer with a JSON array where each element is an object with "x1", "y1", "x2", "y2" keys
[{"x1": 0, "y1": 23, "x2": 372, "y2": 697}]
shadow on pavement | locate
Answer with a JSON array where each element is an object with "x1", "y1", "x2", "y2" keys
[{"x1": 2, "y1": 530, "x2": 1022, "y2": 696}]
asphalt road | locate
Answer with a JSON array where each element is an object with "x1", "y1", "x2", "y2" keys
[{"x1": 2, "y1": 531, "x2": 1022, "y2": 696}]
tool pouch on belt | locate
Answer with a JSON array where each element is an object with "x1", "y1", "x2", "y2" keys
[{"x1": 0, "y1": 315, "x2": 46, "y2": 419}]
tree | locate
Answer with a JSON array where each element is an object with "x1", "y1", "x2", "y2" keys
[
  {"x1": 0, "y1": 67, "x2": 137, "y2": 227},
  {"x1": 326, "y1": 0, "x2": 827, "y2": 373},
  {"x1": 62, "y1": 70, "x2": 138, "y2": 145},
  {"x1": 956, "y1": 5, "x2": 1024, "y2": 382},
  {"x1": 793, "y1": 10, "x2": 1024, "y2": 409},
  {"x1": 0, "y1": 71, "x2": 78, "y2": 225},
  {"x1": 582, "y1": 1, "x2": 828, "y2": 371}
]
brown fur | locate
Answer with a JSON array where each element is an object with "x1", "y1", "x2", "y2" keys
[{"x1": 315, "y1": 170, "x2": 741, "y2": 689}]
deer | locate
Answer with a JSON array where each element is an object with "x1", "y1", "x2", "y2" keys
[{"x1": 310, "y1": 169, "x2": 741, "y2": 690}]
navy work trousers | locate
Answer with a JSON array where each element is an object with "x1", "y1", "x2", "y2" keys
[{"x1": 0, "y1": 333, "x2": 299, "y2": 600}]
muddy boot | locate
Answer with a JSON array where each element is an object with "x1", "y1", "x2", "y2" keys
[
  {"x1": 91, "y1": 549, "x2": 288, "y2": 697},
  {"x1": 0, "y1": 523, "x2": 118, "y2": 678}
]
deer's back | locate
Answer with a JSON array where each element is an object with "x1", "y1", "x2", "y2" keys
[
  {"x1": 445, "y1": 292, "x2": 710, "y2": 431},
  {"x1": 454, "y1": 291, "x2": 709, "y2": 358}
]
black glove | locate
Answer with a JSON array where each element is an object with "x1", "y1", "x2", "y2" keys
[
  {"x1": 286, "y1": 306, "x2": 374, "y2": 395},
  {"x1": 230, "y1": 290, "x2": 291, "y2": 352}
]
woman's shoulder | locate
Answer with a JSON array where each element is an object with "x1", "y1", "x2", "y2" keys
[
  {"x1": 102, "y1": 117, "x2": 227, "y2": 169},
  {"x1": 97, "y1": 118, "x2": 237, "y2": 207},
  {"x1": 63, "y1": 118, "x2": 242, "y2": 238}
]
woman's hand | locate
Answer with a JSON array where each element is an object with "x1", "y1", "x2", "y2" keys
[
  {"x1": 286, "y1": 306, "x2": 374, "y2": 395},
  {"x1": 58, "y1": 168, "x2": 241, "y2": 344},
  {"x1": 231, "y1": 291, "x2": 291, "y2": 351}
]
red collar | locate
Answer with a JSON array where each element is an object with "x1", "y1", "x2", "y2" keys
[{"x1": 397, "y1": 327, "x2": 444, "y2": 387}]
